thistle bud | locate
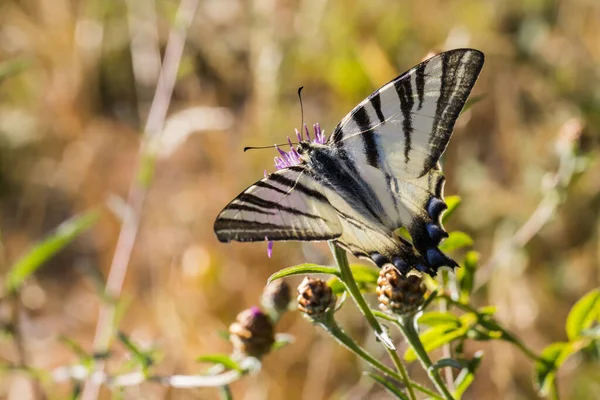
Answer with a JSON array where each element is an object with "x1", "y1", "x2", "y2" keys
[
  {"x1": 297, "y1": 277, "x2": 336, "y2": 320},
  {"x1": 229, "y1": 307, "x2": 275, "y2": 358},
  {"x1": 377, "y1": 265, "x2": 426, "y2": 316},
  {"x1": 261, "y1": 280, "x2": 291, "y2": 320}
]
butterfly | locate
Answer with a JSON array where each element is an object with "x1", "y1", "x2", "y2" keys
[{"x1": 214, "y1": 48, "x2": 484, "y2": 276}]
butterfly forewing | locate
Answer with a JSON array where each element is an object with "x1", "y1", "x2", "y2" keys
[
  {"x1": 214, "y1": 166, "x2": 343, "y2": 242},
  {"x1": 329, "y1": 48, "x2": 484, "y2": 179}
]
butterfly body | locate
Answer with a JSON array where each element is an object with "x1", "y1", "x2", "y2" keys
[{"x1": 214, "y1": 49, "x2": 485, "y2": 276}]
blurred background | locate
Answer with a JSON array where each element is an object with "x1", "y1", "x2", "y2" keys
[{"x1": 0, "y1": 0, "x2": 599, "y2": 399}]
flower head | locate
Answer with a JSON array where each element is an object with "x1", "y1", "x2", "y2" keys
[
  {"x1": 273, "y1": 123, "x2": 326, "y2": 170},
  {"x1": 377, "y1": 265, "x2": 427, "y2": 316},
  {"x1": 297, "y1": 276, "x2": 336, "y2": 321},
  {"x1": 261, "y1": 280, "x2": 292, "y2": 321},
  {"x1": 229, "y1": 306, "x2": 275, "y2": 359}
]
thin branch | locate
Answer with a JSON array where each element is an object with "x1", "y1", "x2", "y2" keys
[
  {"x1": 475, "y1": 118, "x2": 584, "y2": 290},
  {"x1": 81, "y1": 1, "x2": 199, "y2": 399}
]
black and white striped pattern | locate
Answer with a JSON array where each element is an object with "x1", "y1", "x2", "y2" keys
[
  {"x1": 214, "y1": 166, "x2": 343, "y2": 242},
  {"x1": 214, "y1": 49, "x2": 484, "y2": 276}
]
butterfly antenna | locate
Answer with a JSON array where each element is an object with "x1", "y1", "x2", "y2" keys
[
  {"x1": 298, "y1": 86, "x2": 305, "y2": 139},
  {"x1": 243, "y1": 143, "x2": 295, "y2": 152}
]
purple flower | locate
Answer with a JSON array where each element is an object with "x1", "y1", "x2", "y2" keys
[
  {"x1": 267, "y1": 123, "x2": 327, "y2": 256},
  {"x1": 273, "y1": 123, "x2": 326, "y2": 170}
]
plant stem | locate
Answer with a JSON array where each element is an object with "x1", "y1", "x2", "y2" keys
[
  {"x1": 328, "y1": 242, "x2": 417, "y2": 400},
  {"x1": 329, "y1": 242, "x2": 395, "y2": 350},
  {"x1": 398, "y1": 315, "x2": 455, "y2": 400},
  {"x1": 319, "y1": 315, "x2": 439, "y2": 399}
]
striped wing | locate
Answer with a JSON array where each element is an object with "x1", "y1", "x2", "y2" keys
[
  {"x1": 324, "y1": 49, "x2": 484, "y2": 274},
  {"x1": 214, "y1": 166, "x2": 343, "y2": 243},
  {"x1": 329, "y1": 48, "x2": 484, "y2": 179}
]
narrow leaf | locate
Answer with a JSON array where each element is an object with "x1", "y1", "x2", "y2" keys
[
  {"x1": 418, "y1": 312, "x2": 461, "y2": 328},
  {"x1": 535, "y1": 342, "x2": 576, "y2": 396},
  {"x1": 461, "y1": 94, "x2": 486, "y2": 114},
  {"x1": 196, "y1": 354, "x2": 242, "y2": 372},
  {"x1": 267, "y1": 264, "x2": 340, "y2": 283},
  {"x1": 327, "y1": 264, "x2": 378, "y2": 295},
  {"x1": 566, "y1": 288, "x2": 600, "y2": 341},
  {"x1": 5, "y1": 211, "x2": 99, "y2": 293},
  {"x1": 439, "y1": 231, "x2": 473, "y2": 253},
  {"x1": 442, "y1": 196, "x2": 461, "y2": 223},
  {"x1": 454, "y1": 351, "x2": 484, "y2": 399},
  {"x1": 457, "y1": 251, "x2": 479, "y2": 302},
  {"x1": 117, "y1": 331, "x2": 153, "y2": 368},
  {"x1": 272, "y1": 333, "x2": 295, "y2": 351},
  {"x1": 404, "y1": 326, "x2": 467, "y2": 362},
  {"x1": 430, "y1": 358, "x2": 464, "y2": 371},
  {"x1": 364, "y1": 372, "x2": 409, "y2": 400}
]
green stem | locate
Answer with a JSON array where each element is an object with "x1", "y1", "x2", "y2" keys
[
  {"x1": 329, "y1": 243, "x2": 395, "y2": 350},
  {"x1": 398, "y1": 315, "x2": 455, "y2": 400},
  {"x1": 328, "y1": 242, "x2": 418, "y2": 400},
  {"x1": 549, "y1": 378, "x2": 560, "y2": 400},
  {"x1": 318, "y1": 314, "x2": 440, "y2": 399}
]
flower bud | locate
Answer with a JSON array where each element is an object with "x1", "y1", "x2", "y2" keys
[
  {"x1": 297, "y1": 277, "x2": 336, "y2": 320},
  {"x1": 229, "y1": 307, "x2": 275, "y2": 358},
  {"x1": 261, "y1": 280, "x2": 291, "y2": 320},
  {"x1": 377, "y1": 265, "x2": 426, "y2": 316}
]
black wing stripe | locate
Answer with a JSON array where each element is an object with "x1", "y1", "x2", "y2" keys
[
  {"x1": 254, "y1": 180, "x2": 289, "y2": 195},
  {"x1": 236, "y1": 193, "x2": 324, "y2": 220},
  {"x1": 268, "y1": 170, "x2": 330, "y2": 203},
  {"x1": 227, "y1": 204, "x2": 275, "y2": 215},
  {"x1": 394, "y1": 77, "x2": 414, "y2": 164},
  {"x1": 415, "y1": 60, "x2": 427, "y2": 110},
  {"x1": 353, "y1": 107, "x2": 379, "y2": 168},
  {"x1": 369, "y1": 91, "x2": 386, "y2": 124}
]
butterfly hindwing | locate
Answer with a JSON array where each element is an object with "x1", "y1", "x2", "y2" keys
[{"x1": 214, "y1": 166, "x2": 343, "y2": 243}]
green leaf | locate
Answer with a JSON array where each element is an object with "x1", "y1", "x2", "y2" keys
[
  {"x1": 196, "y1": 354, "x2": 242, "y2": 372},
  {"x1": 566, "y1": 288, "x2": 600, "y2": 341},
  {"x1": 327, "y1": 264, "x2": 379, "y2": 295},
  {"x1": 363, "y1": 372, "x2": 409, "y2": 400},
  {"x1": 535, "y1": 342, "x2": 577, "y2": 396},
  {"x1": 0, "y1": 58, "x2": 30, "y2": 82},
  {"x1": 272, "y1": 333, "x2": 295, "y2": 351},
  {"x1": 418, "y1": 312, "x2": 461, "y2": 328},
  {"x1": 429, "y1": 358, "x2": 464, "y2": 371},
  {"x1": 477, "y1": 306, "x2": 497, "y2": 316},
  {"x1": 456, "y1": 251, "x2": 479, "y2": 302},
  {"x1": 439, "y1": 231, "x2": 473, "y2": 253},
  {"x1": 404, "y1": 325, "x2": 468, "y2": 362},
  {"x1": 267, "y1": 264, "x2": 340, "y2": 283},
  {"x1": 327, "y1": 277, "x2": 346, "y2": 295},
  {"x1": 5, "y1": 211, "x2": 99, "y2": 293},
  {"x1": 395, "y1": 226, "x2": 412, "y2": 243},
  {"x1": 442, "y1": 196, "x2": 461, "y2": 224},
  {"x1": 349, "y1": 264, "x2": 380, "y2": 284},
  {"x1": 460, "y1": 94, "x2": 486, "y2": 114},
  {"x1": 453, "y1": 351, "x2": 484, "y2": 399},
  {"x1": 117, "y1": 331, "x2": 153, "y2": 369}
]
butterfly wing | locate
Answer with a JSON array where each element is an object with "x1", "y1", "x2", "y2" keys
[
  {"x1": 329, "y1": 48, "x2": 484, "y2": 179},
  {"x1": 325, "y1": 49, "x2": 484, "y2": 273},
  {"x1": 214, "y1": 166, "x2": 343, "y2": 243}
]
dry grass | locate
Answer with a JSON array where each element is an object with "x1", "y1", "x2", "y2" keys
[{"x1": 0, "y1": 0, "x2": 599, "y2": 399}]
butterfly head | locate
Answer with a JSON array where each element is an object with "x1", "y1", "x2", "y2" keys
[{"x1": 274, "y1": 123, "x2": 327, "y2": 170}]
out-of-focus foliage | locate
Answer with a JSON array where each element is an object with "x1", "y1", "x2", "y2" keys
[{"x1": 0, "y1": 0, "x2": 599, "y2": 399}]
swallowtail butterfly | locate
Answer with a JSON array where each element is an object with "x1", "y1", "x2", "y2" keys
[{"x1": 214, "y1": 48, "x2": 484, "y2": 276}]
